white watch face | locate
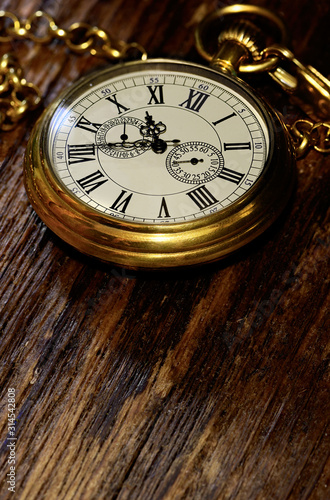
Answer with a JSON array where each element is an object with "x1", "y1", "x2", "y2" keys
[{"x1": 48, "y1": 60, "x2": 270, "y2": 224}]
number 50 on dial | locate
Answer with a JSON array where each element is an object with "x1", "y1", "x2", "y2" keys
[{"x1": 25, "y1": 59, "x2": 295, "y2": 269}]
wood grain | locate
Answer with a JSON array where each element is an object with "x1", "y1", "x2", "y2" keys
[{"x1": 0, "y1": 0, "x2": 329, "y2": 498}]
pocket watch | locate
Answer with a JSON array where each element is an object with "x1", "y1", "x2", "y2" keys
[{"x1": 1, "y1": 6, "x2": 329, "y2": 269}]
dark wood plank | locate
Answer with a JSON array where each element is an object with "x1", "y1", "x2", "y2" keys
[{"x1": 0, "y1": 0, "x2": 329, "y2": 498}]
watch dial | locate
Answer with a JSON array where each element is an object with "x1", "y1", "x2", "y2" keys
[{"x1": 48, "y1": 61, "x2": 270, "y2": 224}]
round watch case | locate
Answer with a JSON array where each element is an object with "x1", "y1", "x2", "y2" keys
[{"x1": 24, "y1": 59, "x2": 296, "y2": 269}]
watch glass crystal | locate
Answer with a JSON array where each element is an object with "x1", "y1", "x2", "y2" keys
[{"x1": 48, "y1": 61, "x2": 270, "y2": 225}]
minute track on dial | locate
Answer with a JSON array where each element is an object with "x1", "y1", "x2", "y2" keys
[{"x1": 25, "y1": 58, "x2": 297, "y2": 268}]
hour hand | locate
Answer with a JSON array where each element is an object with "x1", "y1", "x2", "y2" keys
[
  {"x1": 120, "y1": 121, "x2": 129, "y2": 142},
  {"x1": 150, "y1": 138, "x2": 180, "y2": 154},
  {"x1": 139, "y1": 112, "x2": 180, "y2": 154},
  {"x1": 140, "y1": 111, "x2": 167, "y2": 139}
]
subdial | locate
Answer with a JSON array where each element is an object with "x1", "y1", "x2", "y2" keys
[
  {"x1": 166, "y1": 141, "x2": 224, "y2": 184},
  {"x1": 96, "y1": 116, "x2": 148, "y2": 158}
]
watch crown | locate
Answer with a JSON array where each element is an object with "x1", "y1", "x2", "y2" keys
[{"x1": 212, "y1": 20, "x2": 265, "y2": 74}]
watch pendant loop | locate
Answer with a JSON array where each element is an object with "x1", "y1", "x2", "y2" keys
[
  {"x1": 195, "y1": 4, "x2": 330, "y2": 155},
  {"x1": 194, "y1": 4, "x2": 289, "y2": 69}
]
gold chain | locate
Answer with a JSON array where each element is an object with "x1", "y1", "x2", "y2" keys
[
  {"x1": 213, "y1": 46, "x2": 330, "y2": 156},
  {"x1": 195, "y1": 6, "x2": 330, "y2": 158},
  {"x1": 289, "y1": 120, "x2": 330, "y2": 157},
  {"x1": 1, "y1": 9, "x2": 330, "y2": 157},
  {"x1": 246, "y1": 45, "x2": 330, "y2": 157},
  {"x1": 0, "y1": 10, "x2": 147, "y2": 130},
  {"x1": 0, "y1": 53, "x2": 41, "y2": 130}
]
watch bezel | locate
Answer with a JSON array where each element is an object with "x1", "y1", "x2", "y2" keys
[{"x1": 24, "y1": 58, "x2": 296, "y2": 269}]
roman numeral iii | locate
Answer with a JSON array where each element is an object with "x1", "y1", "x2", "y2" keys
[{"x1": 218, "y1": 167, "x2": 245, "y2": 184}]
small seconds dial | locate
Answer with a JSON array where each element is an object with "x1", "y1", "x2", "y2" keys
[
  {"x1": 50, "y1": 65, "x2": 269, "y2": 223},
  {"x1": 24, "y1": 59, "x2": 296, "y2": 268},
  {"x1": 166, "y1": 141, "x2": 224, "y2": 184}
]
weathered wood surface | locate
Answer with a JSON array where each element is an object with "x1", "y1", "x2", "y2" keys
[{"x1": 0, "y1": 0, "x2": 329, "y2": 498}]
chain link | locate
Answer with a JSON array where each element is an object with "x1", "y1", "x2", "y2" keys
[
  {"x1": 223, "y1": 45, "x2": 329, "y2": 156},
  {"x1": 289, "y1": 119, "x2": 330, "y2": 157},
  {"x1": 239, "y1": 46, "x2": 330, "y2": 156},
  {"x1": 195, "y1": 5, "x2": 330, "y2": 157},
  {"x1": 0, "y1": 53, "x2": 41, "y2": 130},
  {"x1": 1, "y1": 8, "x2": 330, "y2": 158},
  {"x1": 0, "y1": 10, "x2": 147, "y2": 130}
]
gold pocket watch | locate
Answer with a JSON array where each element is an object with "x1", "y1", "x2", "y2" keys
[{"x1": 1, "y1": 6, "x2": 329, "y2": 269}]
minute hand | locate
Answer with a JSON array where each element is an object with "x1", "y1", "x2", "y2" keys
[{"x1": 105, "y1": 139, "x2": 180, "y2": 151}]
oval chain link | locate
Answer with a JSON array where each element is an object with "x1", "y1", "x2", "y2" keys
[
  {"x1": 289, "y1": 120, "x2": 330, "y2": 157},
  {"x1": 194, "y1": 5, "x2": 330, "y2": 158},
  {"x1": 233, "y1": 45, "x2": 330, "y2": 156},
  {"x1": 0, "y1": 9, "x2": 329, "y2": 157},
  {"x1": 0, "y1": 53, "x2": 42, "y2": 130},
  {"x1": 0, "y1": 10, "x2": 147, "y2": 130}
]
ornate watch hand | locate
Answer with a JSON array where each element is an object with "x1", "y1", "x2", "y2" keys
[
  {"x1": 140, "y1": 111, "x2": 167, "y2": 139},
  {"x1": 106, "y1": 139, "x2": 151, "y2": 150},
  {"x1": 94, "y1": 112, "x2": 179, "y2": 154},
  {"x1": 104, "y1": 139, "x2": 180, "y2": 151},
  {"x1": 150, "y1": 138, "x2": 168, "y2": 154},
  {"x1": 139, "y1": 111, "x2": 172, "y2": 153}
]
